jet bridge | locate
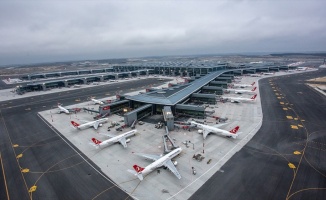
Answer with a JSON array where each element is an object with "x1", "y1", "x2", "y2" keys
[
  {"x1": 162, "y1": 127, "x2": 178, "y2": 154},
  {"x1": 215, "y1": 77, "x2": 232, "y2": 83},
  {"x1": 124, "y1": 104, "x2": 153, "y2": 126},
  {"x1": 209, "y1": 81, "x2": 228, "y2": 88},
  {"x1": 163, "y1": 106, "x2": 174, "y2": 131},
  {"x1": 201, "y1": 86, "x2": 223, "y2": 95}
]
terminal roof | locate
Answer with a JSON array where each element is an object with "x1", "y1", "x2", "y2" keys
[{"x1": 127, "y1": 70, "x2": 230, "y2": 105}]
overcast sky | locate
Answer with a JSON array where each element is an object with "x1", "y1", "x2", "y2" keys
[{"x1": 0, "y1": 0, "x2": 325, "y2": 65}]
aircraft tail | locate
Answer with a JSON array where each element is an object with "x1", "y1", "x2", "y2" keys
[
  {"x1": 251, "y1": 94, "x2": 257, "y2": 100},
  {"x1": 229, "y1": 126, "x2": 240, "y2": 137},
  {"x1": 251, "y1": 87, "x2": 257, "y2": 91},
  {"x1": 230, "y1": 126, "x2": 239, "y2": 133},
  {"x1": 92, "y1": 138, "x2": 102, "y2": 145},
  {"x1": 71, "y1": 121, "x2": 80, "y2": 128},
  {"x1": 132, "y1": 165, "x2": 144, "y2": 181},
  {"x1": 251, "y1": 82, "x2": 255, "y2": 86}
]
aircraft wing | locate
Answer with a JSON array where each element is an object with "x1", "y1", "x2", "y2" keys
[
  {"x1": 213, "y1": 123, "x2": 229, "y2": 128},
  {"x1": 93, "y1": 122, "x2": 100, "y2": 130},
  {"x1": 99, "y1": 133, "x2": 114, "y2": 138},
  {"x1": 202, "y1": 129, "x2": 210, "y2": 139},
  {"x1": 118, "y1": 137, "x2": 128, "y2": 148},
  {"x1": 163, "y1": 160, "x2": 181, "y2": 179},
  {"x1": 136, "y1": 153, "x2": 160, "y2": 162}
]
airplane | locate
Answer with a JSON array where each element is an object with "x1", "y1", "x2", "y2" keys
[
  {"x1": 91, "y1": 130, "x2": 137, "y2": 148},
  {"x1": 287, "y1": 69, "x2": 296, "y2": 72},
  {"x1": 73, "y1": 84, "x2": 82, "y2": 88},
  {"x1": 91, "y1": 98, "x2": 104, "y2": 105},
  {"x1": 297, "y1": 67, "x2": 307, "y2": 71},
  {"x1": 71, "y1": 118, "x2": 108, "y2": 130},
  {"x1": 232, "y1": 82, "x2": 255, "y2": 88},
  {"x1": 57, "y1": 104, "x2": 81, "y2": 114},
  {"x1": 263, "y1": 72, "x2": 275, "y2": 75},
  {"x1": 190, "y1": 121, "x2": 241, "y2": 139},
  {"x1": 249, "y1": 74, "x2": 262, "y2": 77},
  {"x1": 128, "y1": 147, "x2": 182, "y2": 181},
  {"x1": 58, "y1": 104, "x2": 70, "y2": 114},
  {"x1": 222, "y1": 94, "x2": 257, "y2": 103},
  {"x1": 224, "y1": 87, "x2": 257, "y2": 94}
]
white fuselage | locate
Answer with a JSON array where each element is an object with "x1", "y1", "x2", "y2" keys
[
  {"x1": 233, "y1": 84, "x2": 253, "y2": 88},
  {"x1": 225, "y1": 88, "x2": 255, "y2": 94},
  {"x1": 77, "y1": 118, "x2": 108, "y2": 129},
  {"x1": 58, "y1": 105, "x2": 69, "y2": 114},
  {"x1": 228, "y1": 96, "x2": 255, "y2": 103},
  {"x1": 263, "y1": 73, "x2": 274, "y2": 75},
  {"x1": 98, "y1": 130, "x2": 136, "y2": 148},
  {"x1": 191, "y1": 122, "x2": 233, "y2": 137},
  {"x1": 140, "y1": 148, "x2": 182, "y2": 176},
  {"x1": 250, "y1": 74, "x2": 261, "y2": 77},
  {"x1": 91, "y1": 98, "x2": 104, "y2": 105},
  {"x1": 297, "y1": 67, "x2": 307, "y2": 71}
]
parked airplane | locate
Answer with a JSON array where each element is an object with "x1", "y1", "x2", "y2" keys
[
  {"x1": 91, "y1": 98, "x2": 104, "y2": 105},
  {"x1": 250, "y1": 74, "x2": 262, "y2": 77},
  {"x1": 225, "y1": 87, "x2": 257, "y2": 94},
  {"x1": 190, "y1": 121, "x2": 241, "y2": 139},
  {"x1": 71, "y1": 118, "x2": 108, "y2": 130},
  {"x1": 222, "y1": 94, "x2": 257, "y2": 103},
  {"x1": 73, "y1": 84, "x2": 82, "y2": 88},
  {"x1": 232, "y1": 82, "x2": 255, "y2": 88},
  {"x1": 92, "y1": 130, "x2": 137, "y2": 148},
  {"x1": 128, "y1": 147, "x2": 182, "y2": 181},
  {"x1": 263, "y1": 72, "x2": 275, "y2": 75},
  {"x1": 58, "y1": 105, "x2": 70, "y2": 114},
  {"x1": 57, "y1": 104, "x2": 81, "y2": 114},
  {"x1": 297, "y1": 67, "x2": 307, "y2": 71}
]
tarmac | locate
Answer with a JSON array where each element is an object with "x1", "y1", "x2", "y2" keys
[
  {"x1": 0, "y1": 77, "x2": 171, "y2": 200},
  {"x1": 1, "y1": 69, "x2": 325, "y2": 200},
  {"x1": 190, "y1": 69, "x2": 326, "y2": 200},
  {"x1": 38, "y1": 74, "x2": 265, "y2": 200}
]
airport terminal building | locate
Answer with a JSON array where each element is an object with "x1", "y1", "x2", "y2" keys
[{"x1": 14, "y1": 61, "x2": 296, "y2": 126}]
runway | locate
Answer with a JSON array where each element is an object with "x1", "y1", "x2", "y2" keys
[
  {"x1": 190, "y1": 69, "x2": 326, "y2": 200},
  {"x1": 0, "y1": 78, "x2": 168, "y2": 199}
]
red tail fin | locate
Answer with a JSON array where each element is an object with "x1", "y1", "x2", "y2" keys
[
  {"x1": 251, "y1": 87, "x2": 257, "y2": 91},
  {"x1": 230, "y1": 126, "x2": 240, "y2": 134},
  {"x1": 251, "y1": 82, "x2": 255, "y2": 86},
  {"x1": 92, "y1": 138, "x2": 102, "y2": 145},
  {"x1": 71, "y1": 121, "x2": 80, "y2": 127},
  {"x1": 251, "y1": 94, "x2": 257, "y2": 100},
  {"x1": 133, "y1": 165, "x2": 144, "y2": 173}
]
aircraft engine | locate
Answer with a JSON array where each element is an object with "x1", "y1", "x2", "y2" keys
[
  {"x1": 99, "y1": 124, "x2": 103, "y2": 127},
  {"x1": 126, "y1": 138, "x2": 131, "y2": 143},
  {"x1": 198, "y1": 130, "x2": 203, "y2": 133},
  {"x1": 173, "y1": 161, "x2": 178, "y2": 166}
]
